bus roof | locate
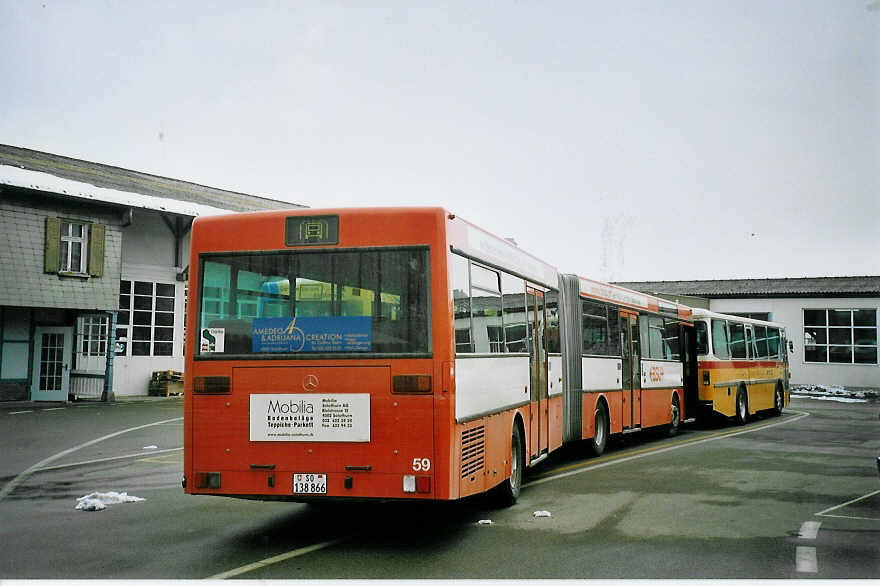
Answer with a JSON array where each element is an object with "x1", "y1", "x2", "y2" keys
[
  {"x1": 691, "y1": 307, "x2": 786, "y2": 329},
  {"x1": 574, "y1": 275, "x2": 693, "y2": 320},
  {"x1": 447, "y1": 212, "x2": 559, "y2": 290}
]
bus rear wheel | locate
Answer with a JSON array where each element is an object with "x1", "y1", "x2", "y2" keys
[
  {"x1": 588, "y1": 404, "x2": 608, "y2": 457},
  {"x1": 735, "y1": 388, "x2": 748, "y2": 426},
  {"x1": 496, "y1": 423, "x2": 524, "y2": 506},
  {"x1": 773, "y1": 384, "x2": 784, "y2": 416}
]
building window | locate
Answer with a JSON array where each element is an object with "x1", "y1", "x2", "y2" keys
[
  {"x1": 804, "y1": 309, "x2": 878, "y2": 364},
  {"x1": 60, "y1": 221, "x2": 88, "y2": 273},
  {"x1": 44, "y1": 217, "x2": 106, "y2": 277},
  {"x1": 726, "y1": 312, "x2": 771, "y2": 322},
  {"x1": 118, "y1": 280, "x2": 176, "y2": 356},
  {"x1": 75, "y1": 315, "x2": 108, "y2": 371}
]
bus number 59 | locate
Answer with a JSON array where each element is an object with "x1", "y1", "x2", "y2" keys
[{"x1": 412, "y1": 458, "x2": 431, "y2": 472}]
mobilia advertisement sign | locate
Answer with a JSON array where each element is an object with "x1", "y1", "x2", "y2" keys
[{"x1": 249, "y1": 394, "x2": 371, "y2": 442}]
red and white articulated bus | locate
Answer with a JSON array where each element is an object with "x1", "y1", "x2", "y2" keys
[{"x1": 183, "y1": 207, "x2": 697, "y2": 505}]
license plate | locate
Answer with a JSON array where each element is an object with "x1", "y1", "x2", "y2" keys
[{"x1": 292, "y1": 473, "x2": 327, "y2": 494}]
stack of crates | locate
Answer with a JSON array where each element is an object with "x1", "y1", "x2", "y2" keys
[{"x1": 149, "y1": 370, "x2": 184, "y2": 396}]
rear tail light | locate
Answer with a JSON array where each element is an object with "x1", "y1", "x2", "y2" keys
[
  {"x1": 393, "y1": 375, "x2": 432, "y2": 394},
  {"x1": 194, "y1": 376, "x2": 230, "y2": 394},
  {"x1": 403, "y1": 475, "x2": 431, "y2": 494}
]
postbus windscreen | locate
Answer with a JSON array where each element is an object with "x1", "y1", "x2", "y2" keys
[{"x1": 197, "y1": 247, "x2": 430, "y2": 356}]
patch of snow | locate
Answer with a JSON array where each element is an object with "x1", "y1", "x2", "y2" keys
[
  {"x1": 75, "y1": 491, "x2": 145, "y2": 511},
  {"x1": 533, "y1": 510, "x2": 552, "y2": 518},
  {"x1": 790, "y1": 384, "x2": 879, "y2": 401},
  {"x1": 477, "y1": 519, "x2": 494, "y2": 525},
  {"x1": 143, "y1": 445, "x2": 158, "y2": 450},
  {"x1": 790, "y1": 394, "x2": 868, "y2": 404}
]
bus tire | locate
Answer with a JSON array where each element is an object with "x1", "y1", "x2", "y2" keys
[
  {"x1": 773, "y1": 383, "x2": 784, "y2": 417},
  {"x1": 497, "y1": 422, "x2": 524, "y2": 506},
  {"x1": 735, "y1": 387, "x2": 748, "y2": 426},
  {"x1": 667, "y1": 394, "x2": 681, "y2": 437},
  {"x1": 587, "y1": 403, "x2": 608, "y2": 457}
]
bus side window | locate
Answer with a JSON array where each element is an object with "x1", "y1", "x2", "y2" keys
[
  {"x1": 502, "y1": 273, "x2": 527, "y2": 353},
  {"x1": 712, "y1": 319, "x2": 731, "y2": 359},
  {"x1": 451, "y1": 254, "x2": 473, "y2": 353},
  {"x1": 729, "y1": 322, "x2": 747, "y2": 359},
  {"x1": 767, "y1": 328, "x2": 780, "y2": 358}
]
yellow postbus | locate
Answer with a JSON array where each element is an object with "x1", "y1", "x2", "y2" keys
[{"x1": 692, "y1": 309, "x2": 790, "y2": 424}]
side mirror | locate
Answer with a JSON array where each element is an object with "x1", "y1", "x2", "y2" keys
[{"x1": 788, "y1": 340, "x2": 795, "y2": 353}]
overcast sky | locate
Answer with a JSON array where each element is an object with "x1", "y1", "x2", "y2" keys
[{"x1": 1, "y1": 1, "x2": 877, "y2": 282}]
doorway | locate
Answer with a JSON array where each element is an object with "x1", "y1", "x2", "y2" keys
[{"x1": 31, "y1": 327, "x2": 72, "y2": 401}]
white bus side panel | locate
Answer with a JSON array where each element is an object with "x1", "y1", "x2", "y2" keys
[
  {"x1": 581, "y1": 357, "x2": 622, "y2": 391},
  {"x1": 455, "y1": 356, "x2": 530, "y2": 422},
  {"x1": 641, "y1": 360, "x2": 683, "y2": 389}
]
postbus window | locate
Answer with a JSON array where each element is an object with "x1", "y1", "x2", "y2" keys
[
  {"x1": 729, "y1": 322, "x2": 747, "y2": 359},
  {"x1": 501, "y1": 272, "x2": 527, "y2": 353},
  {"x1": 754, "y1": 326, "x2": 769, "y2": 359},
  {"x1": 711, "y1": 319, "x2": 730, "y2": 359},
  {"x1": 767, "y1": 328, "x2": 780, "y2": 358},
  {"x1": 545, "y1": 291, "x2": 560, "y2": 354},
  {"x1": 695, "y1": 321, "x2": 709, "y2": 355},
  {"x1": 451, "y1": 254, "x2": 473, "y2": 353},
  {"x1": 470, "y1": 264, "x2": 503, "y2": 353}
]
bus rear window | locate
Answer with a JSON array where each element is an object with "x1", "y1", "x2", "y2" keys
[{"x1": 197, "y1": 248, "x2": 430, "y2": 356}]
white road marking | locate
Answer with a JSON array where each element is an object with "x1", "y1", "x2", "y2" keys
[
  {"x1": 796, "y1": 546, "x2": 818, "y2": 573},
  {"x1": 815, "y1": 489, "x2": 880, "y2": 520},
  {"x1": 798, "y1": 521, "x2": 821, "y2": 539},
  {"x1": 8, "y1": 411, "x2": 33, "y2": 415},
  {"x1": 42, "y1": 407, "x2": 65, "y2": 411},
  {"x1": 33, "y1": 447, "x2": 183, "y2": 472},
  {"x1": 526, "y1": 411, "x2": 809, "y2": 488},
  {"x1": 0, "y1": 417, "x2": 182, "y2": 502},
  {"x1": 207, "y1": 538, "x2": 346, "y2": 580}
]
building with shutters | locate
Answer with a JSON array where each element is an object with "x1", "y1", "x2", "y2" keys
[
  {"x1": 613, "y1": 277, "x2": 880, "y2": 391},
  {"x1": 0, "y1": 145, "x2": 303, "y2": 402}
]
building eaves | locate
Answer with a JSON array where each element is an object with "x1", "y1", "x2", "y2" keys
[
  {"x1": 0, "y1": 144, "x2": 304, "y2": 214},
  {"x1": 612, "y1": 276, "x2": 880, "y2": 298}
]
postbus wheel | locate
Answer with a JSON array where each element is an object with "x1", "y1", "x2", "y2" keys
[
  {"x1": 773, "y1": 383, "x2": 784, "y2": 417},
  {"x1": 735, "y1": 387, "x2": 748, "y2": 426},
  {"x1": 587, "y1": 403, "x2": 608, "y2": 457},
  {"x1": 667, "y1": 394, "x2": 681, "y2": 437},
  {"x1": 496, "y1": 422, "x2": 524, "y2": 506}
]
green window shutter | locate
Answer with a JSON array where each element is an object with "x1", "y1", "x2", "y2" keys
[
  {"x1": 45, "y1": 217, "x2": 61, "y2": 273},
  {"x1": 88, "y1": 223, "x2": 106, "y2": 277}
]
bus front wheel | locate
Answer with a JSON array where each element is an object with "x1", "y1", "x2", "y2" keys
[
  {"x1": 773, "y1": 384, "x2": 784, "y2": 416},
  {"x1": 735, "y1": 388, "x2": 749, "y2": 426},
  {"x1": 667, "y1": 394, "x2": 681, "y2": 437},
  {"x1": 588, "y1": 404, "x2": 608, "y2": 457}
]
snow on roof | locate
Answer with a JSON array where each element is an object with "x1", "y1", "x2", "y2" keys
[
  {"x1": 0, "y1": 164, "x2": 234, "y2": 217},
  {"x1": 613, "y1": 276, "x2": 880, "y2": 298}
]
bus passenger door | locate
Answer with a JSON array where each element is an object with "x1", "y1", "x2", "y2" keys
[
  {"x1": 527, "y1": 288, "x2": 549, "y2": 460},
  {"x1": 619, "y1": 311, "x2": 640, "y2": 429}
]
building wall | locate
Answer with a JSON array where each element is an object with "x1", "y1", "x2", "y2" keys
[
  {"x1": 0, "y1": 190, "x2": 122, "y2": 310},
  {"x1": 113, "y1": 209, "x2": 191, "y2": 396},
  {"x1": 710, "y1": 297, "x2": 880, "y2": 389},
  {"x1": 122, "y1": 209, "x2": 180, "y2": 268}
]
